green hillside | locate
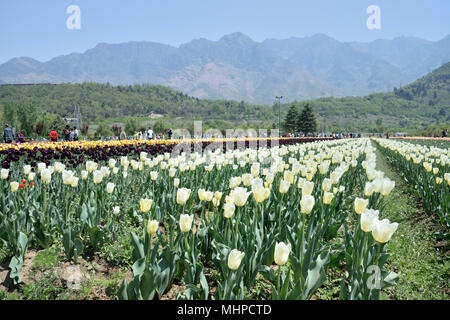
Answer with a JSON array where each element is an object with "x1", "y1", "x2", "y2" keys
[
  {"x1": 0, "y1": 62, "x2": 448, "y2": 137},
  {"x1": 302, "y1": 61, "x2": 450, "y2": 132}
]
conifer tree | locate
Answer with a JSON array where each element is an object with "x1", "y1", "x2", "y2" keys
[
  {"x1": 284, "y1": 103, "x2": 299, "y2": 132},
  {"x1": 297, "y1": 103, "x2": 317, "y2": 134}
]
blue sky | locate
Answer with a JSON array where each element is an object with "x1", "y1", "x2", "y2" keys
[{"x1": 0, "y1": 0, "x2": 449, "y2": 64}]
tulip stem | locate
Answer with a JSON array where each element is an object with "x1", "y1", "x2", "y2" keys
[
  {"x1": 253, "y1": 202, "x2": 258, "y2": 236},
  {"x1": 279, "y1": 194, "x2": 284, "y2": 235},
  {"x1": 360, "y1": 231, "x2": 369, "y2": 268},
  {"x1": 301, "y1": 212, "x2": 306, "y2": 262},
  {"x1": 277, "y1": 265, "x2": 281, "y2": 295}
]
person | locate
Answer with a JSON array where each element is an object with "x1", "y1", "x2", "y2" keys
[
  {"x1": 69, "y1": 128, "x2": 75, "y2": 141},
  {"x1": 147, "y1": 127, "x2": 153, "y2": 140},
  {"x1": 3, "y1": 124, "x2": 14, "y2": 143},
  {"x1": 443, "y1": 129, "x2": 448, "y2": 138},
  {"x1": 16, "y1": 130, "x2": 25, "y2": 143},
  {"x1": 49, "y1": 129, "x2": 58, "y2": 142},
  {"x1": 72, "y1": 127, "x2": 79, "y2": 141},
  {"x1": 63, "y1": 125, "x2": 71, "y2": 141},
  {"x1": 168, "y1": 128, "x2": 173, "y2": 139},
  {"x1": 386, "y1": 132, "x2": 390, "y2": 139}
]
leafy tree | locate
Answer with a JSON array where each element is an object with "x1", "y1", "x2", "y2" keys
[
  {"x1": 81, "y1": 124, "x2": 89, "y2": 136},
  {"x1": 297, "y1": 103, "x2": 317, "y2": 134},
  {"x1": 153, "y1": 119, "x2": 166, "y2": 135},
  {"x1": 2, "y1": 102, "x2": 18, "y2": 128},
  {"x1": 95, "y1": 123, "x2": 112, "y2": 139},
  {"x1": 112, "y1": 124, "x2": 122, "y2": 137},
  {"x1": 284, "y1": 104, "x2": 299, "y2": 132},
  {"x1": 125, "y1": 118, "x2": 140, "y2": 135},
  {"x1": 35, "y1": 112, "x2": 56, "y2": 137}
]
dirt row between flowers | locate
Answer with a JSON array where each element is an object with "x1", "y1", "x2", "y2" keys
[{"x1": 372, "y1": 142, "x2": 449, "y2": 299}]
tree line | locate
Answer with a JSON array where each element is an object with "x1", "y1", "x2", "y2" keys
[{"x1": 283, "y1": 103, "x2": 318, "y2": 134}]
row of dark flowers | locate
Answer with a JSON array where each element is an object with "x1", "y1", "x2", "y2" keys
[{"x1": 0, "y1": 138, "x2": 335, "y2": 170}]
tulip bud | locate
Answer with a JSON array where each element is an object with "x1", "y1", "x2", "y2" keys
[
  {"x1": 371, "y1": 218, "x2": 399, "y2": 243},
  {"x1": 302, "y1": 181, "x2": 314, "y2": 196},
  {"x1": 198, "y1": 188, "x2": 206, "y2": 201},
  {"x1": 227, "y1": 249, "x2": 245, "y2": 270},
  {"x1": 1, "y1": 168, "x2": 9, "y2": 180},
  {"x1": 179, "y1": 214, "x2": 194, "y2": 232},
  {"x1": 266, "y1": 173, "x2": 275, "y2": 184},
  {"x1": 274, "y1": 242, "x2": 291, "y2": 266},
  {"x1": 169, "y1": 167, "x2": 177, "y2": 177},
  {"x1": 284, "y1": 171, "x2": 295, "y2": 184},
  {"x1": 322, "y1": 191, "x2": 334, "y2": 205},
  {"x1": 81, "y1": 170, "x2": 88, "y2": 180},
  {"x1": 62, "y1": 170, "x2": 74, "y2": 185},
  {"x1": 139, "y1": 198, "x2": 153, "y2": 213},
  {"x1": 252, "y1": 184, "x2": 267, "y2": 203},
  {"x1": 354, "y1": 197, "x2": 369, "y2": 214},
  {"x1": 112, "y1": 167, "x2": 119, "y2": 175},
  {"x1": 24, "y1": 170, "x2": 34, "y2": 181},
  {"x1": 93, "y1": 170, "x2": 103, "y2": 184},
  {"x1": 147, "y1": 220, "x2": 159, "y2": 235},
  {"x1": 229, "y1": 177, "x2": 242, "y2": 189},
  {"x1": 241, "y1": 173, "x2": 252, "y2": 187},
  {"x1": 70, "y1": 177, "x2": 79, "y2": 188},
  {"x1": 322, "y1": 178, "x2": 332, "y2": 192},
  {"x1": 37, "y1": 162, "x2": 46, "y2": 173},
  {"x1": 300, "y1": 195, "x2": 315, "y2": 214},
  {"x1": 251, "y1": 162, "x2": 260, "y2": 177},
  {"x1": 364, "y1": 182, "x2": 375, "y2": 197},
  {"x1": 223, "y1": 202, "x2": 236, "y2": 218},
  {"x1": 108, "y1": 158, "x2": 117, "y2": 169},
  {"x1": 174, "y1": 178, "x2": 180, "y2": 187},
  {"x1": 380, "y1": 179, "x2": 395, "y2": 196},
  {"x1": 41, "y1": 168, "x2": 52, "y2": 184},
  {"x1": 113, "y1": 206, "x2": 120, "y2": 214},
  {"x1": 23, "y1": 165, "x2": 31, "y2": 175},
  {"x1": 150, "y1": 171, "x2": 158, "y2": 181},
  {"x1": 214, "y1": 191, "x2": 223, "y2": 201},
  {"x1": 10, "y1": 181, "x2": 19, "y2": 192},
  {"x1": 436, "y1": 177, "x2": 442, "y2": 184},
  {"x1": 177, "y1": 188, "x2": 191, "y2": 205},
  {"x1": 279, "y1": 179, "x2": 291, "y2": 194},
  {"x1": 360, "y1": 208, "x2": 379, "y2": 232},
  {"x1": 230, "y1": 187, "x2": 252, "y2": 206},
  {"x1": 203, "y1": 191, "x2": 214, "y2": 202},
  {"x1": 106, "y1": 182, "x2": 115, "y2": 194}
]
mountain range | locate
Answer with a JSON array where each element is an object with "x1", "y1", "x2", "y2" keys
[{"x1": 1, "y1": 32, "x2": 449, "y2": 104}]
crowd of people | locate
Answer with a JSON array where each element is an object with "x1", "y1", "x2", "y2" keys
[
  {"x1": 132, "y1": 127, "x2": 173, "y2": 140},
  {"x1": 2, "y1": 122, "x2": 448, "y2": 143},
  {"x1": 284, "y1": 132, "x2": 362, "y2": 139},
  {"x1": 2, "y1": 124, "x2": 26, "y2": 143},
  {"x1": 2, "y1": 123, "x2": 79, "y2": 143}
]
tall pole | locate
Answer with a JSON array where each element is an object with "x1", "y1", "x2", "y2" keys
[{"x1": 276, "y1": 96, "x2": 283, "y2": 137}]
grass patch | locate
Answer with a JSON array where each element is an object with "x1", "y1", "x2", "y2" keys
[{"x1": 32, "y1": 247, "x2": 60, "y2": 271}]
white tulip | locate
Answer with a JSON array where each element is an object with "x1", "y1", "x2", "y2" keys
[
  {"x1": 274, "y1": 242, "x2": 291, "y2": 266},
  {"x1": 227, "y1": 249, "x2": 245, "y2": 270}
]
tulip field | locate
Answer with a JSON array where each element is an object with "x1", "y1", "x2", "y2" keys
[
  {"x1": 375, "y1": 138, "x2": 449, "y2": 232},
  {"x1": 0, "y1": 137, "x2": 448, "y2": 300}
]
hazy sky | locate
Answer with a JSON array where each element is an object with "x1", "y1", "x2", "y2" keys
[{"x1": 0, "y1": 0, "x2": 449, "y2": 64}]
